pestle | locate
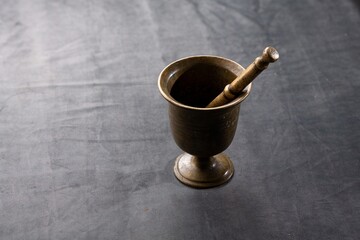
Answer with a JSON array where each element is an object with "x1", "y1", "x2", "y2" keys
[{"x1": 206, "y1": 46, "x2": 279, "y2": 108}]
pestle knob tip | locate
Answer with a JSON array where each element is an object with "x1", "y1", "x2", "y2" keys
[{"x1": 263, "y1": 46, "x2": 279, "y2": 62}]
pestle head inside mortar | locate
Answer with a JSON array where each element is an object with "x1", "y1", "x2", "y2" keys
[{"x1": 170, "y1": 63, "x2": 237, "y2": 108}]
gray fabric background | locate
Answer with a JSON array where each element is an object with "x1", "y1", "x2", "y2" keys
[{"x1": 0, "y1": 0, "x2": 359, "y2": 239}]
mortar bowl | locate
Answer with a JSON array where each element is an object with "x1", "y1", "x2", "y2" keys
[{"x1": 158, "y1": 55, "x2": 252, "y2": 188}]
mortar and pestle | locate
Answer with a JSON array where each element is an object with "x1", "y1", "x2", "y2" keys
[{"x1": 158, "y1": 47, "x2": 279, "y2": 188}]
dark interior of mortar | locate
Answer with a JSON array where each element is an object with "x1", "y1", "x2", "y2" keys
[{"x1": 170, "y1": 63, "x2": 237, "y2": 108}]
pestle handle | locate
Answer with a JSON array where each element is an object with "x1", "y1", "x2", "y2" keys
[{"x1": 206, "y1": 47, "x2": 279, "y2": 108}]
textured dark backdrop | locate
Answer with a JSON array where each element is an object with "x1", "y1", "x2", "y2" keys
[{"x1": 0, "y1": 0, "x2": 359, "y2": 239}]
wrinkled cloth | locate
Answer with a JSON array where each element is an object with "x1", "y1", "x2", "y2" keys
[{"x1": 0, "y1": 0, "x2": 359, "y2": 239}]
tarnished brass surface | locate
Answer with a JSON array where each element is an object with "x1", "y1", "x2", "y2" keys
[{"x1": 158, "y1": 55, "x2": 252, "y2": 188}]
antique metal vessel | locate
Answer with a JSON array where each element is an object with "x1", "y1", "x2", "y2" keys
[{"x1": 158, "y1": 55, "x2": 252, "y2": 188}]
